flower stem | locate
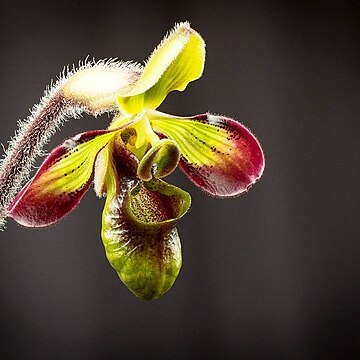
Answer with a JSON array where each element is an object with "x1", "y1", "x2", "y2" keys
[{"x1": 0, "y1": 91, "x2": 70, "y2": 229}]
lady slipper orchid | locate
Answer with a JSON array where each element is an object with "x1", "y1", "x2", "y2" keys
[{"x1": 6, "y1": 22, "x2": 264, "y2": 300}]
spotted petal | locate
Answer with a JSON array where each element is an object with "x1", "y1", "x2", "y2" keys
[
  {"x1": 117, "y1": 22, "x2": 205, "y2": 114},
  {"x1": 149, "y1": 111, "x2": 265, "y2": 197},
  {"x1": 8, "y1": 129, "x2": 119, "y2": 227},
  {"x1": 101, "y1": 145, "x2": 191, "y2": 300}
]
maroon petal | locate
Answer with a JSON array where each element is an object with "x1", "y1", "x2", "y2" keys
[{"x1": 150, "y1": 111, "x2": 265, "y2": 197}]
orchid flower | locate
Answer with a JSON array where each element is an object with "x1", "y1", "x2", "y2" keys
[{"x1": 6, "y1": 22, "x2": 264, "y2": 300}]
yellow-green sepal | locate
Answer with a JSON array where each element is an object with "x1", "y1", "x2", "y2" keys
[{"x1": 117, "y1": 22, "x2": 205, "y2": 114}]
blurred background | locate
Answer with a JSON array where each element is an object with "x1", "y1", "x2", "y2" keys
[{"x1": 0, "y1": 1, "x2": 359, "y2": 359}]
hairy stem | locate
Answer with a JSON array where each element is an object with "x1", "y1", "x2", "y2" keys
[
  {"x1": 0, "y1": 60, "x2": 142, "y2": 230},
  {"x1": 0, "y1": 91, "x2": 70, "y2": 229}
]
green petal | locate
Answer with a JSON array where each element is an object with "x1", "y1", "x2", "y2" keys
[
  {"x1": 101, "y1": 149, "x2": 191, "y2": 300},
  {"x1": 117, "y1": 22, "x2": 205, "y2": 114}
]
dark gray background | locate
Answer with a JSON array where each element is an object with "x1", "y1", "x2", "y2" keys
[{"x1": 0, "y1": 1, "x2": 359, "y2": 359}]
